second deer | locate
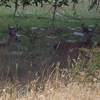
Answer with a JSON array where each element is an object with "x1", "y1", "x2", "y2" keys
[
  {"x1": 0, "y1": 25, "x2": 23, "y2": 53},
  {"x1": 54, "y1": 23, "x2": 98, "y2": 57}
]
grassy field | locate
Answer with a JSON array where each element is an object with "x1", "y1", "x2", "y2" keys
[{"x1": 0, "y1": 0, "x2": 100, "y2": 100}]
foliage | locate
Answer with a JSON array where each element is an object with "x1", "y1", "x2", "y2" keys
[
  {"x1": 72, "y1": 0, "x2": 78, "y2": 3},
  {"x1": 0, "y1": 0, "x2": 69, "y2": 8},
  {"x1": 71, "y1": 45, "x2": 100, "y2": 83},
  {"x1": 0, "y1": 0, "x2": 99, "y2": 23}
]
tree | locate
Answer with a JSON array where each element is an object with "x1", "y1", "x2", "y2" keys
[{"x1": 0, "y1": 0, "x2": 99, "y2": 16}]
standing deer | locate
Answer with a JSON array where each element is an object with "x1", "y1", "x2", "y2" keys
[
  {"x1": 0, "y1": 25, "x2": 23, "y2": 53},
  {"x1": 54, "y1": 23, "x2": 98, "y2": 57}
]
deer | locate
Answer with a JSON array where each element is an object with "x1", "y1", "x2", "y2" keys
[
  {"x1": 0, "y1": 24, "x2": 23, "y2": 53},
  {"x1": 54, "y1": 23, "x2": 98, "y2": 57}
]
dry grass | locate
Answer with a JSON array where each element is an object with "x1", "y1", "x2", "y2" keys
[
  {"x1": 0, "y1": 82, "x2": 100, "y2": 100},
  {"x1": 23, "y1": 83, "x2": 100, "y2": 100},
  {"x1": 0, "y1": 60, "x2": 100, "y2": 100}
]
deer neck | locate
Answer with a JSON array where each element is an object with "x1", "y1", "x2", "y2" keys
[
  {"x1": 84, "y1": 39, "x2": 92, "y2": 48},
  {"x1": 5, "y1": 37, "x2": 14, "y2": 50}
]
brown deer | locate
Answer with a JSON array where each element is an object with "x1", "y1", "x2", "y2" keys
[
  {"x1": 0, "y1": 25, "x2": 23, "y2": 53},
  {"x1": 54, "y1": 23, "x2": 98, "y2": 57}
]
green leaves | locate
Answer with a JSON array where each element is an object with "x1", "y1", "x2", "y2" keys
[
  {"x1": 0, "y1": 0, "x2": 79, "y2": 9},
  {"x1": 58, "y1": 0, "x2": 69, "y2": 7},
  {"x1": 5, "y1": 4, "x2": 11, "y2": 8},
  {"x1": 32, "y1": 0, "x2": 50, "y2": 7},
  {"x1": 22, "y1": 0, "x2": 31, "y2": 8},
  {"x1": 72, "y1": 0, "x2": 78, "y2": 3},
  {"x1": 0, "y1": 0, "x2": 69, "y2": 8}
]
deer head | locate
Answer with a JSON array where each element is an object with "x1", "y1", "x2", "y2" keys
[
  {"x1": 7, "y1": 24, "x2": 23, "y2": 43},
  {"x1": 81, "y1": 23, "x2": 98, "y2": 48}
]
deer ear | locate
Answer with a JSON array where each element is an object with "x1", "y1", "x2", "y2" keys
[{"x1": 81, "y1": 23, "x2": 89, "y2": 32}]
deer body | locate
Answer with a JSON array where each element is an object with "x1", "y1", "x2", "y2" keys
[
  {"x1": 54, "y1": 41, "x2": 91, "y2": 56},
  {"x1": 54, "y1": 23, "x2": 98, "y2": 56},
  {"x1": 0, "y1": 25, "x2": 22, "y2": 53}
]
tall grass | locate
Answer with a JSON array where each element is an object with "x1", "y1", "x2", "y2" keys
[{"x1": 0, "y1": 60, "x2": 100, "y2": 100}]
